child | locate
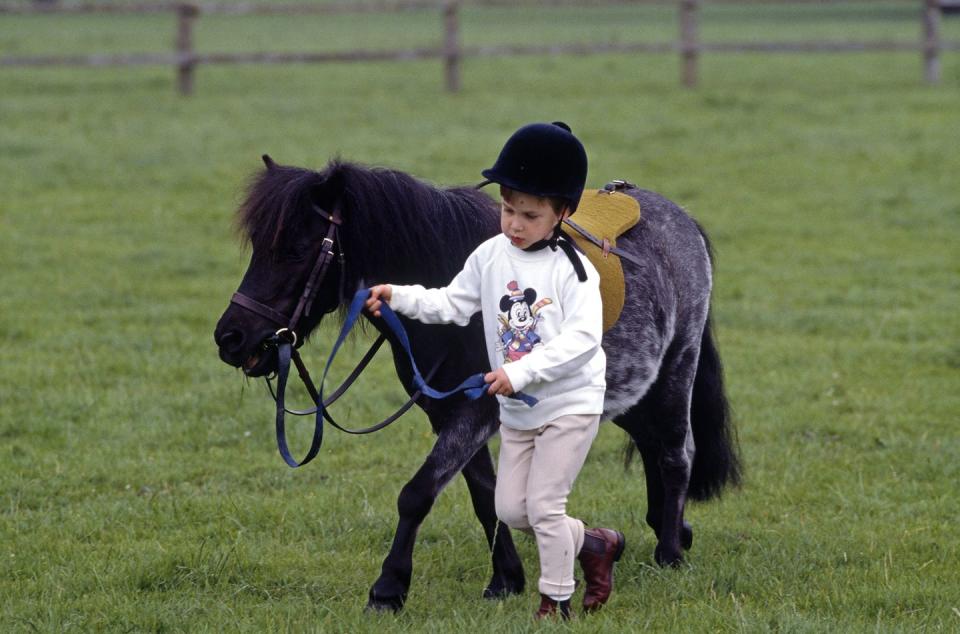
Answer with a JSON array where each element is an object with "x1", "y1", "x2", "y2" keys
[{"x1": 365, "y1": 122, "x2": 624, "y2": 620}]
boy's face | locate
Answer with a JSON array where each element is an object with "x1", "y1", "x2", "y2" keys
[{"x1": 500, "y1": 193, "x2": 566, "y2": 250}]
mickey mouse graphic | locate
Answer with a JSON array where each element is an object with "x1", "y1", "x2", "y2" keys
[{"x1": 497, "y1": 281, "x2": 553, "y2": 363}]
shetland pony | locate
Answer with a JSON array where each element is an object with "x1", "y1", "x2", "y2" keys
[{"x1": 214, "y1": 157, "x2": 740, "y2": 611}]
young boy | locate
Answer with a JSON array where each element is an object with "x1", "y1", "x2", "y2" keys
[{"x1": 365, "y1": 122, "x2": 624, "y2": 619}]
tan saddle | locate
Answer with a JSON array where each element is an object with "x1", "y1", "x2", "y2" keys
[{"x1": 564, "y1": 185, "x2": 642, "y2": 332}]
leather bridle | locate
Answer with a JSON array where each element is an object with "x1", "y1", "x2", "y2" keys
[
  {"x1": 230, "y1": 205, "x2": 344, "y2": 346},
  {"x1": 227, "y1": 205, "x2": 442, "y2": 468}
]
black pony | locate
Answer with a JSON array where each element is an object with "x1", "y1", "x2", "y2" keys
[{"x1": 214, "y1": 157, "x2": 740, "y2": 611}]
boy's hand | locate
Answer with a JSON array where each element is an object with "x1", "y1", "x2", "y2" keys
[
  {"x1": 365, "y1": 284, "x2": 392, "y2": 318},
  {"x1": 484, "y1": 368, "x2": 514, "y2": 396}
]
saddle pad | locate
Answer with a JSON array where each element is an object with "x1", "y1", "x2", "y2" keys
[{"x1": 565, "y1": 190, "x2": 641, "y2": 332}]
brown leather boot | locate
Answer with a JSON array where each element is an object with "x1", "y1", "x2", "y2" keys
[
  {"x1": 578, "y1": 527, "x2": 625, "y2": 612},
  {"x1": 535, "y1": 593, "x2": 573, "y2": 621}
]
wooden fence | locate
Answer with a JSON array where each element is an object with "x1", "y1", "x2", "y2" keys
[{"x1": 1, "y1": 0, "x2": 957, "y2": 94}]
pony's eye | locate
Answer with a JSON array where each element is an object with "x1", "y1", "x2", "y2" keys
[
  {"x1": 284, "y1": 239, "x2": 317, "y2": 263},
  {"x1": 281, "y1": 247, "x2": 308, "y2": 264}
]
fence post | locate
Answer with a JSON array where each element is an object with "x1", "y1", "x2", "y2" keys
[
  {"x1": 923, "y1": 0, "x2": 941, "y2": 84},
  {"x1": 443, "y1": 1, "x2": 461, "y2": 93},
  {"x1": 680, "y1": 0, "x2": 699, "y2": 88},
  {"x1": 176, "y1": 3, "x2": 199, "y2": 96}
]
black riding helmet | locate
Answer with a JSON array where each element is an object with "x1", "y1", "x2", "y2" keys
[
  {"x1": 480, "y1": 121, "x2": 588, "y2": 214},
  {"x1": 480, "y1": 122, "x2": 590, "y2": 282}
]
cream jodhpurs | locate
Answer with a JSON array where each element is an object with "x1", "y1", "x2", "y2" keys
[{"x1": 495, "y1": 413, "x2": 601, "y2": 597}]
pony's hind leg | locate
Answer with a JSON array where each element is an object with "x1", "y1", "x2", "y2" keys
[
  {"x1": 461, "y1": 442, "x2": 525, "y2": 599},
  {"x1": 634, "y1": 436, "x2": 694, "y2": 552},
  {"x1": 651, "y1": 341, "x2": 701, "y2": 566},
  {"x1": 617, "y1": 341, "x2": 700, "y2": 567}
]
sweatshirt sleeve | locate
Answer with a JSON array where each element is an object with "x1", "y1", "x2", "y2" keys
[
  {"x1": 501, "y1": 268, "x2": 603, "y2": 393},
  {"x1": 389, "y1": 251, "x2": 482, "y2": 326}
]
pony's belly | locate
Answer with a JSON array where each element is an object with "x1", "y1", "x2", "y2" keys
[
  {"x1": 601, "y1": 337, "x2": 662, "y2": 419},
  {"x1": 602, "y1": 373, "x2": 657, "y2": 420}
]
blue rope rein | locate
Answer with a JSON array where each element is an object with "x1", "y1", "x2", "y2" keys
[{"x1": 275, "y1": 288, "x2": 537, "y2": 468}]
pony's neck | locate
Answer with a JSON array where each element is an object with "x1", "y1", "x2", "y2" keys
[{"x1": 334, "y1": 162, "x2": 498, "y2": 289}]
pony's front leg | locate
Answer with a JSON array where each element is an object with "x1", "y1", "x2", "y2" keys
[
  {"x1": 366, "y1": 404, "x2": 500, "y2": 612},
  {"x1": 461, "y1": 439, "x2": 525, "y2": 599}
]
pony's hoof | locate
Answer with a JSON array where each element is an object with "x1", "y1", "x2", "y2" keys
[
  {"x1": 365, "y1": 597, "x2": 404, "y2": 613},
  {"x1": 681, "y1": 521, "x2": 694, "y2": 551},
  {"x1": 654, "y1": 543, "x2": 684, "y2": 568},
  {"x1": 482, "y1": 574, "x2": 525, "y2": 600},
  {"x1": 366, "y1": 589, "x2": 406, "y2": 613}
]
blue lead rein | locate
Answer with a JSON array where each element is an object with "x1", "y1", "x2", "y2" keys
[
  {"x1": 277, "y1": 288, "x2": 537, "y2": 468},
  {"x1": 325, "y1": 289, "x2": 538, "y2": 408}
]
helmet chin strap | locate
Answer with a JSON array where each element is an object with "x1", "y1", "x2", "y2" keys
[{"x1": 522, "y1": 222, "x2": 588, "y2": 282}]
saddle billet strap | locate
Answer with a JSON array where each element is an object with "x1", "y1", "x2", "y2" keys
[{"x1": 563, "y1": 218, "x2": 644, "y2": 268}]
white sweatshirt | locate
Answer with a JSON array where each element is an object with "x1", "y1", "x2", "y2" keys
[{"x1": 390, "y1": 234, "x2": 606, "y2": 430}]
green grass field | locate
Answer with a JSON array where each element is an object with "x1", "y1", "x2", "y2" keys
[{"x1": 2, "y1": 2, "x2": 959, "y2": 631}]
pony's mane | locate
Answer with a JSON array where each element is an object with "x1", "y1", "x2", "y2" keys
[
  {"x1": 238, "y1": 159, "x2": 500, "y2": 291},
  {"x1": 237, "y1": 161, "x2": 327, "y2": 255}
]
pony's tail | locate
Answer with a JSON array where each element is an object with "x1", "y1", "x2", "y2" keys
[{"x1": 687, "y1": 308, "x2": 741, "y2": 501}]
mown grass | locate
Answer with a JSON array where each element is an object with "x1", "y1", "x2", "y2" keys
[{"x1": 2, "y1": 2, "x2": 959, "y2": 632}]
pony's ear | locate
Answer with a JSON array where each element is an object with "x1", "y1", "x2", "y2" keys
[{"x1": 262, "y1": 154, "x2": 277, "y2": 170}]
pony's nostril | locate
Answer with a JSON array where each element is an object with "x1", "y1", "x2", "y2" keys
[{"x1": 216, "y1": 328, "x2": 245, "y2": 352}]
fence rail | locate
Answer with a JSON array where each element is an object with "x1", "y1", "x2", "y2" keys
[
  {"x1": 1, "y1": 0, "x2": 957, "y2": 94},
  {"x1": 0, "y1": 0, "x2": 443, "y2": 13}
]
